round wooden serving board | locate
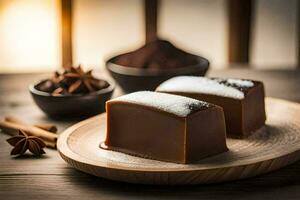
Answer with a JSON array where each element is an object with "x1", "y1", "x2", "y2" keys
[{"x1": 57, "y1": 98, "x2": 300, "y2": 185}]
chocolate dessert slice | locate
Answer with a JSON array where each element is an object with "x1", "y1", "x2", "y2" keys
[
  {"x1": 102, "y1": 91, "x2": 228, "y2": 164},
  {"x1": 156, "y1": 76, "x2": 266, "y2": 138}
]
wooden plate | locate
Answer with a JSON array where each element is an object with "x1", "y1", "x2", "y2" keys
[{"x1": 57, "y1": 98, "x2": 300, "y2": 185}]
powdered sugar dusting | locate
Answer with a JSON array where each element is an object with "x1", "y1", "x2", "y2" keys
[
  {"x1": 110, "y1": 91, "x2": 209, "y2": 117},
  {"x1": 156, "y1": 76, "x2": 254, "y2": 99},
  {"x1": 227, "y1": 79, "x2": 254, "y2": 87}
]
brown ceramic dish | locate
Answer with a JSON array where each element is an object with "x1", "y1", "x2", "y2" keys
[
  {"x1": 106, "y1": 55, "x2": 209, "y2": 93},
  {"x1": 29, "y1": 79, "x2": 114, "y2": 119}
]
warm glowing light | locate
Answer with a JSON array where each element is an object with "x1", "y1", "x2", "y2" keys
[{"x1": 0, "y1": 0, "x2": 61, "y2": 72}]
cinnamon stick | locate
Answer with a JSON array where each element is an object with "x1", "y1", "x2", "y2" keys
[
  {"x1": 44, "y1": 140, "x2": 57, "y2": 149},
  {"x1": 2, "y1": 116, "x2": 58, "y2": 149},
  {"x1": 34, "y1": 124, "x2": 58, "y2": 133},
  {"x1": 0, "y1": 120, "x2": 57, "y2": 142},
  {"x1": 4, "y1": 116, "x2": 27, "y2": 125},
  {"x1": 0, "y1": 122, "x2": 57, "y2": 149},
  {"x1": 5, "y1": 116, "x2": 58, "y2": 133}
]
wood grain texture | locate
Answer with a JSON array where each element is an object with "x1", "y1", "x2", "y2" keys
[
  {"x1": 57, "y1": 98, "x2": 300, "y2": 185},
  {"x1": 0, "y1": 69, "x2": 300, "y2": 199}
]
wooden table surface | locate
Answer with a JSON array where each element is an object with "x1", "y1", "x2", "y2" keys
[{"x1": 0, "y1": 69, "x2": 300, "y2": 200}]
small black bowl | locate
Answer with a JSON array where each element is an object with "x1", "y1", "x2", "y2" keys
[
  {"x1": 29, "y1": 79, "x2": 114, "y2": 119},
  {"x1": 106, "y1": 55, "x2": 209, "y2": 93}
]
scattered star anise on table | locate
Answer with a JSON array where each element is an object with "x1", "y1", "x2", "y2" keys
[{"x1": 6, "y1": 130, "x2": 46, "y2": 157}]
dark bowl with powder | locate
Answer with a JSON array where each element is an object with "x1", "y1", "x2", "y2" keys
[{"x1": 106, "y1": 40, "x2": 209, "y2": 93}]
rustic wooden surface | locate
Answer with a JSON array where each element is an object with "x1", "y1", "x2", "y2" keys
[
  {"x1": 0, "y1": 69, "x2": 300, "y2": 199},
  {"x1": 58, "y1": 98, "x2": 300, "y2": 185}
]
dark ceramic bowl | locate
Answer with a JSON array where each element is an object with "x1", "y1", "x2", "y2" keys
[
  {"x1": 106, "y1": 55, "x2": 209, "y2": 93},
  {"x1": 29, "y1": 79, "x2": 114, "y2": 119}
]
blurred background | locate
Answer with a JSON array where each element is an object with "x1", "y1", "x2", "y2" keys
[{"x1": 0, "y1": 0, "x2": 299, "y2": 73}]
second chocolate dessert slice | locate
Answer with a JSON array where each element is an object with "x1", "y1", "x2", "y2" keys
[
  {"x1": 101, "y1": 91, "x2": 228, "y2": 164},
  {"x1": 156, "y1": 76, "x2": 266, "y2": 138}
]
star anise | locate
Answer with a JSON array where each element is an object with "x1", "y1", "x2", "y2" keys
[
  {"x1": 52, "y1": 87, "x2": 68, "y2": 96},
  {"x1": 6, "y1": 130, "x2": 46, "y2": 157},
  {"x1": 63, "y1": 65, "x2": 102, "y2": 93},
  {"x1": 51, "y1": 71, "x2": 64, "y2": 84},
  {"x1": 43, "y1": 65, "x2": 109, "y2": 95},
  {"x1": 64, "y1": 66, "x2": 95, "y2": 93}
]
